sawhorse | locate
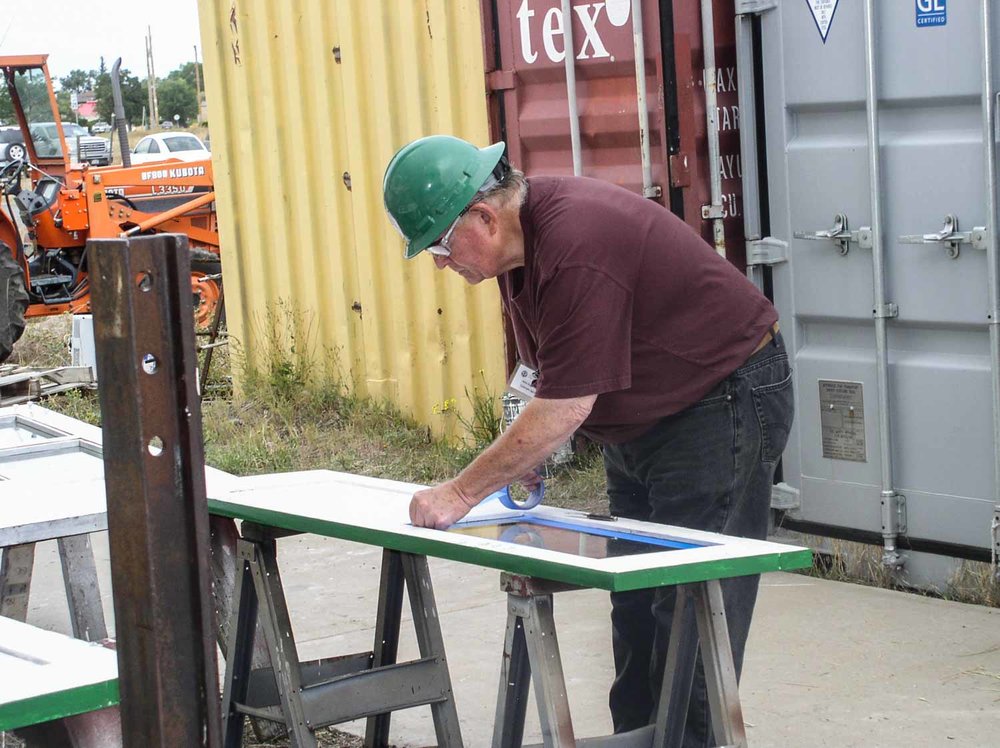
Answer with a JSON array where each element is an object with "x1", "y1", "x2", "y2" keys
[
  {"x1": 0, "y1": 484, "x2": 108, "y2": 644},
  {"x1": 221, "y1": 522, "x2": 464, "y2": 747},
  {"x1": 493, "y1": 574, "x2": 748, "y2": 748}
]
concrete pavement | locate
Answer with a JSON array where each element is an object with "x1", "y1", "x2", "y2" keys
[{"x1": 21, "y1": 531, "x2": 1000, "y2": 747}]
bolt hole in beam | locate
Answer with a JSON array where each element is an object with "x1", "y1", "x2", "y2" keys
[
  {"x1": 147, "y1": 436, "x2": 164, "y2": 456},
  {"x1": 142, "y1": 353, "x2": 158, "y2": 374},
  {"x1": 136, "y1": 272, "x2": 154, "y2": 292}
]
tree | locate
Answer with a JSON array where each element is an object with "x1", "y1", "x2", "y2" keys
[
  {"x1": 94, "y1": 69, "x2": 148, "y2": 126},
  {"x1": 156, "y1": 78, "x2": 197, "y2": 126},
  {"x1": 0, "y1": 87, "x2": 13, "y2": 126},
  {"x1": 167, "y1": 62, "x2": 199, "y2": 92},
  {"x1": 59, "y1": 69, "x2": 96, "y2": 93},
  {"x1": 56, "y1": 91, "x2": 74, "y2": 121}
]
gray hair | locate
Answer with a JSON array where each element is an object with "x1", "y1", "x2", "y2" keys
[{"x1": 474, "y1": 168, "x2": 528, "y2": 212}]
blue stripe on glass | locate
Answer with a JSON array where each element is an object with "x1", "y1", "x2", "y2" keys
[{"x1": 456, "y1": 514, "x2": 707, "y2": 550}]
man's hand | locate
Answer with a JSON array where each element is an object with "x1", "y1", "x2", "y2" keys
[{"x1": 409, "y1": 480, "x2": 479, "y2": 529}]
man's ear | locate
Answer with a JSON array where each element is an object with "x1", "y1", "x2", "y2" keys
[{"x1": 472, "y1": 202, "x2": 499, "y2": 235}]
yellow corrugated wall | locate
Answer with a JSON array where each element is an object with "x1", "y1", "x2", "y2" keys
[{"x1": 197, "y1": 0, "x2": 506, "y2": 438}]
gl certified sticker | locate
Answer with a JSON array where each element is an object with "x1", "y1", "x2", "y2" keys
[{"x1": 916, "y1": 0, "x2": 947, "y2": 28}]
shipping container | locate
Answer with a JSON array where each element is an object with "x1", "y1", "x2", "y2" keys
[
  {"x1": 482, "y1": 0, "x2": 747, "y2": 269},
  {"x1": 196, "y1": 0, "x2": 507, "y2": 438},
  {"x1": 738, "y1": 0, "x2": 1000, "y2": 587}
]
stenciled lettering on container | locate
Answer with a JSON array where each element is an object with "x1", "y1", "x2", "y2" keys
[{"x1": 517, "y1": 0, "x2": 625, "y2": 64}]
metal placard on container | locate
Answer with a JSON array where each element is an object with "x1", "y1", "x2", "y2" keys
[{"x1": 819, "y1": 380, "x2": 866, "y2": 462}]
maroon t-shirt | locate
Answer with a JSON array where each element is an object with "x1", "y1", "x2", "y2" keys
[{"x1": 498, "y1": 176, "x2": 778, "y2": 444}]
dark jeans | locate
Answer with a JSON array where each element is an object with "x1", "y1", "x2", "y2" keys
[{"x1": 603, "y1": 332, "x2": 793, "y2": 746}]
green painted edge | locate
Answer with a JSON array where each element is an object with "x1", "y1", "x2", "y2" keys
[
  {"x1": 0, "y1": 678, "x2": 119, "y2": 731},
  {"x1": 209, "y1": 500, "x2": 813, "y2": 592}
]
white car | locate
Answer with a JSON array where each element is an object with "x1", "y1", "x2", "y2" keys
[{"x1": 131, "y1": 132, "x2": 210, "y2": 165}]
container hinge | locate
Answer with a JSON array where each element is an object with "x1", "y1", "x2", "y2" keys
[
  {"x1": 735, "y1": 0, "x2": 778, "y2": 15},
  {"x1": 669, "y1": 153, "x2": 691, "y2": 188},
  {"x1": 881, "y1": 491, "x2": 907, "y2": 537},
  {"x1": 873, "y1": 303, "x2": 899, "y2": 319},
  {"x1": 794, "y1": 213, "x2": 872, "y2": 255},
  {"x1": 644, "y1": 185, "x2": 663, "y2": 199},
  {"x1": 702, "y1": 204, "x2": 725, "y2": 220},
  {"x1": 770, "y1": 482, "x2": 800, "y2": 510},
  {"x1": 898, "y1": 214, "x2": 987, "y2": 259},
  {"x1": 746, "y1": 237, "x2": 788, "y2": 267},
  {"x1": 486, "y1": 69, "x2": 516, "y2": 92},
  {"x1": 991, "y1": 504, "x2": 999, "y2": 574}
]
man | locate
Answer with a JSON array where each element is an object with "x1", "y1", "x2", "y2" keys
[{"x1": 383, "y1": 135, "x2": 793, "y2": 744}]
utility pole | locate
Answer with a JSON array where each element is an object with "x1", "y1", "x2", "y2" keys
[
  {"x1": 146, "y1": 26, "x2": 159, "y2": 127},
  {"x1": 193, "y1": 45, "x2": 203, "y2": 124}
]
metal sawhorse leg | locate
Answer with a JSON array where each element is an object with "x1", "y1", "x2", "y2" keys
[
  {"x1": 1, "y1": 536, "x2": 107, "y2": 642},
  {"x1": 492, "y1": 575, "x2": 748, "y2": 748},
  {"x1": 220, "y1": 523, "x2": 463, "y2": 748}
]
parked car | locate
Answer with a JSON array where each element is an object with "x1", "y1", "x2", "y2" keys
[
  {"x1": 159, "y1": 121, "x2": 174, "y2": 130},
  {"x1": 131, "y1": 132, "x2": 210, "y2": 165},
  {"x1": 28, "y1": 122, "x2": 111, "y2": 166},
  {"x1": 90, "y1": 121, "x2": 112, "y2": 134},
  {"x1": 0, "y1": 128, "x2": 26, "y2": 165}
]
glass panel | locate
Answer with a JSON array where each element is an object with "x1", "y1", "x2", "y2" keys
[
  {"x1": 0, "y1": 449, "x2": 103, "y2": 482},
  {"x1": 13, "y1": 68, "x2": 62, "y2": 159},
  {"x1": 165, "y1": 135, "x2": 204, "y2": 152},
  {"x1": 0, "y1": 418, "x2": 64, "y2": 448},
  {"x1": 448, "y1": 517, "x2": 703, "y2": 559}
]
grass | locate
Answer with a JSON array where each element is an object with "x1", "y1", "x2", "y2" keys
[
  {"x1": 11, "y1": 313, "x2": 609, "y2": 502},
  {"x1": 793, "y1": 533, "x2": 1000, "y2": 607}
]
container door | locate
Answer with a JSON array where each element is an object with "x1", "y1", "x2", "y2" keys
[
  {"x1": 483, "y1": 0, "x2": 750, "y2": 264},
  {"x1": 485, "y1": 1, "x2": 670, "y2": 199},
  {"x1": 752, "y1": 2, "x2": 998, "y2": 561}
]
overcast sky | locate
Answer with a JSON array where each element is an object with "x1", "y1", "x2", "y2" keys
[{"x1": 0, "y1": 0, "x2": 203, "y2": 83}]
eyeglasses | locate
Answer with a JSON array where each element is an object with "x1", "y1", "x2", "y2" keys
[{"x1": 425, "y1": 208, "x2": 468, "y2": 257}]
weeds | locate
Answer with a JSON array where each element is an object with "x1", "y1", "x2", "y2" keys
[
  {"x1": 795, "y1": 534, "x2": 1000, "y2": 608},
  {"x1": 944, "y1": 561, "x2": 1000, "y2": 608},
  {"x1": 8, "y1": 314, "x2": 73, "y2": 368},
  {"x1": 44, "y1": 387, "x2": 102, "y2": 425},
  {"x1": 239, "y1": 300, "x2": 317, "y2": 403},
  {"x1": 452, "y1": 371, "x2": 504, "y2": 450}
]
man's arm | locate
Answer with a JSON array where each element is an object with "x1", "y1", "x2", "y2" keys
[{"x1": 409, "y1": 394, "x2": 597, "y2": 528}]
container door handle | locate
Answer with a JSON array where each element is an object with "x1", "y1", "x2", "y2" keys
[
  {"x1": 898, "y1": 214, "x2": 988, "y2": 259},
  {"x1": 794, "y1": 213, "x2": 873, "y2": 255}
]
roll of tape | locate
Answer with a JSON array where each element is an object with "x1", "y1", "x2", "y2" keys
[{"x1": 498, "y1": 481, "x2": 545, "y2": 510}]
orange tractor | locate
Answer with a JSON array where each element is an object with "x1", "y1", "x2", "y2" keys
[{"x1": 0, "y1": 54, "x2": 222, "y2": 362}]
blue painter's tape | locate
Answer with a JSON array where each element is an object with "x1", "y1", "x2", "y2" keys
[
  {"x1": 458, "y1": 513, "x2": 705, "y2": 550},
  {"x1": 481, "y1": 482, "x2": 545, "y2": 510}
]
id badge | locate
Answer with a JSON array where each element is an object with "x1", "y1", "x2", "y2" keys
[{"x1": 506, "y1": 361, "x2": 539, "y2": 402}]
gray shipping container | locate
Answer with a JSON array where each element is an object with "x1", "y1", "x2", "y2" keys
[{"x1": 736, "y1": 0, "x2": 1000, "y2": 587}]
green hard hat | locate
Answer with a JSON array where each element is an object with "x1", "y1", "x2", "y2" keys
[{"x1": 383, "y1": 135, "x2": 507, "y2": 259}]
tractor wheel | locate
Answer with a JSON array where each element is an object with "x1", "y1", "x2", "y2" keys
[
  {"x1": 191, "y1": 251, "x2": 224, "y2": 330},
  {"x1": 0, "y1": 242, "x2": 29, "y2": 364}
]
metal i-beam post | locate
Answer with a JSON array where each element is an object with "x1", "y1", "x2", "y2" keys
[{"x1": 90, "y1": 233, "x2": 222, "y2": 747}]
